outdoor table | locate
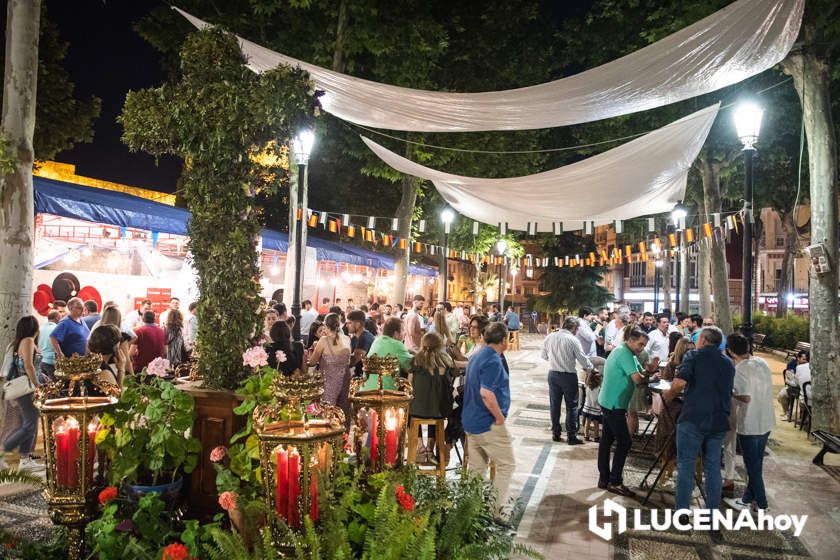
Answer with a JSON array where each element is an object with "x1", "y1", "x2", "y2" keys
[{"x1": 639, "y1": 380, "x2": 706, "y2": 507}]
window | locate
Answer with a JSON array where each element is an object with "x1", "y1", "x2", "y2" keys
[
  {"x1": 630, "y1": 261, "x2": 647, "y2": 287},
  {"x1": 776, "y1": 236, "x2": 785, "y2": 248}
]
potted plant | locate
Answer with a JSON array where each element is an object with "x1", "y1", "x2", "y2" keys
[{"x1": 96, "y1": 372, "x2": 202, "y2": 509}]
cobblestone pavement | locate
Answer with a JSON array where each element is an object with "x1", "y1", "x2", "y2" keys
[{"x1": 501, "y1": 333, "x2": 840, "y2": 560}]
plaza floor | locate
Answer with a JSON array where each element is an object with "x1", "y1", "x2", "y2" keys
[{"x1": 502, "y1": 333, "x2": 840, "y2": 560}]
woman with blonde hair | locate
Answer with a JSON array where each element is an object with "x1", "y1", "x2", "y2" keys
[
  {"x1": 92, "y1": 305, "x2": 135, "y2": 376},
  {"x1": 409, "y1": 332, "x2": 455, "y2": 465}
]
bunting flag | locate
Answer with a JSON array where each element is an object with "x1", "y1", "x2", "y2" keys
[
  {"x1": 347, "y1": 225, "x2": 356, "y2": 238},
  {"x1": 648, "y1": 217, "x2": 656, "y2": 232},
  {"x1": 615, "y1": 220, "x2": 623, "y2": 234},
  {"x1": 391, "y1": 218, "x2": 399, "y2": 231},
  {"x1": 703, "y1": 222, "x2": 713, "y2": 238},
  {"x1": 472, "y1": 221, "x2": 479, "y2": 235},
  {"x1": 308, "y1": 214, "x2": 318, "y2": 227},
  {"x1": 668, "y1": 232, "x2": 678, "y2": 247},
  {"x1": 418, "y1": 219, "x2": 426, "y2": 233},
  {"x1": 685, "y1": 227, "x2": 695, "y2": 243}
]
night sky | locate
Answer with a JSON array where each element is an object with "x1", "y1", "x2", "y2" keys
[{"x1": 46, "y1": 0, "x2": 182, "y2": 193}]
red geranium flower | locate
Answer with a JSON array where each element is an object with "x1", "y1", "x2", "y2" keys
[
  {"x1": 98, "y1": 486, "x2": 118, "y2": 506},
  {"x1": 395, "y1": 485, "x2": 415, "y2": 512},
  {"x1": 162, "y1": 542, "x2": 191, "y2": 560}
]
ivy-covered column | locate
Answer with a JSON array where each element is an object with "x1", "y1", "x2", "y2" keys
[{"x1": 119, "y1": 28, "x2": 318, "y2": 389}]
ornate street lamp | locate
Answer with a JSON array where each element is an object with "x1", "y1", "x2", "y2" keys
[
  {"x1": 253, "y1": 368, "x2": 345, "y2": 544},
  {"x1": 35, "y1": 354, "x2": 120, "y2": 560},
  {"x1": 734, "y1": 100, "x2": 763, "y2": 344},
  {"x1": 440, "y1": 208, "x2": 455, "y2": 303},
  {"x1": 290, "y1": 129, "x2": 315, "y2": 367},
  {"x1": 350, "y1": 355, "x2": 412, "y2": 472},
  {"x1": 671, "y1": 203, "x2": 687, "y2": 313}
]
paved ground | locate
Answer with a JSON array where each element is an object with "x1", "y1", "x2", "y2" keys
[
  {"x1": 498, "y1": 334, "x2": 840, "y2": 560},
  {"x1": 3, "y1": 333, "x2": 838, "y2": 559}
]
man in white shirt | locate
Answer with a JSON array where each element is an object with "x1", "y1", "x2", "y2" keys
[
  {"x1": 158, "y1": 297, "x2": 180, "y2": 327},
  {"x1": 184, "y1": 302, "x2": 198, "y2": 351},
  {"x1": 403, "y1": 295, "x2": 425, "y2": 352},
  {"x1": 725, "y1": 333, "x2": 776, "y2": 511},
  {"x1": 542, "y1": 317, "x2": 593, "y2": 445},
  {"x1": 299, "y1": 299, "x2": 318, "y2": 343},
  {"x1": 795, "y1": 361, "x2": 811, "y2": 403},
  {"x1": 644, "y1": 314, "x2": 671, "y2": 363},
  {"x1": 575, "y1": 307, "x2": 598, "y2": 358},
  {"x1": 122, "y1": 299, "x2": 152, "y2": 332}
]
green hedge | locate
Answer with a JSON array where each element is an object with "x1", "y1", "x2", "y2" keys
[{"x1": 747, "y1": 312, "x2": 810, "y2": 350}]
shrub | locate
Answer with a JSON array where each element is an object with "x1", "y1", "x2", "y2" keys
[{"x1": 747, "y1": 312, "x2": 809, "y2": 349}]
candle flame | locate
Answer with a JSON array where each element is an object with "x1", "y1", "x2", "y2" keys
[
  {"x1": 385, "y1": 409, "x2": 398, "y2": 431},
  {"x1": 66, "y1": 417, "x2": 79, "y2": 429}
]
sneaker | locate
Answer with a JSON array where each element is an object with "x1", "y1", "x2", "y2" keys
[
  {"x1": 567, "y1": 437, "x2": 584, "y2": 446},
  {"x1": 18, "y1": 457, "x2": 45, "y2": 472},
  {"x1": 724, "y1": 497, "x2": 751, "y2": 511},
  {"x1": 552, "y1": 434, "x2": 563, "y2": 443},
  {"x1": 597, "y1": 479, "x2": 608, "y2": 490}
]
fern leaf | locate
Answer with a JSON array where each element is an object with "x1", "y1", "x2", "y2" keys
[{"x1": 0, "y1": 468, "x2": 45, "y2": 487}]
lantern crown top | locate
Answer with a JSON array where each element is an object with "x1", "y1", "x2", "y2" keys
[
  {"x1": 56, "y1": 353, "x2": 102, "y2": 377},
  {"x1": 362, "y1": 355, "x2": 399, "y2": 376},
  {"x1": 38, "y1": 353, "x2": 121, "y2": 403},
  {"x1": 271, "y1": 368, "x2": 325, "y2": 404}
]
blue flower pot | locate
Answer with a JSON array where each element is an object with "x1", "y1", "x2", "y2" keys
[{"x1": 123, "y1": 477, "x2": 184, "y2": 511}]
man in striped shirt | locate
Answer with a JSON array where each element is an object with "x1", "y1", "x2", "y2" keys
[{"x1": 542, "y1": 317, "x2": 594, "y2": 445}]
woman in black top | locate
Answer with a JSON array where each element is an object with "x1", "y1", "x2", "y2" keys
[{"x1": 264, "y1": 321, "x2": 298, "y2": 376}]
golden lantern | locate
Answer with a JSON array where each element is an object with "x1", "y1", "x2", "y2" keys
[
  {"x1": 350, "y1": 355, "x2": 412, "y2": 472},
  {"x1": 253, "y1": 368, "x2": 345, "y2": 544},
  {"x1": 35, "y1": 353, "x2": 120, "y2": 560}
]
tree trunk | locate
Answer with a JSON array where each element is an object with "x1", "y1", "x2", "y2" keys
[
  {"x1": 332, "y1": 0, "x2": 348, "y2": 73},
  {"x1": 679, "y1": 245, "x2": 690, "y2": 313},
  {"x1": 661, "y1": 249, "x2": 673, "y2": 312},
  {"x1": 0, "y1": 0, "x2": 41, "y2": 350},
  {"x1": 697, "y1": 240, "x2": 712, "y2": 317},
  {"x1": 784, "y1": 47, "x2": 839, "y2": 433},
  {"x1": 391, "y1": 144, "x2": 419, "y2": 307},
  {"x1": 775, "y1": 211, "x2": 800, "y2": 317},
  {"x1": 699, "y1": 157, "x2": 734, "y2": 334}
]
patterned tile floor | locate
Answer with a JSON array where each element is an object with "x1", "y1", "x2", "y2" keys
[{"x1": 501, "y1": 334, "x2": 840, "y2": 560}]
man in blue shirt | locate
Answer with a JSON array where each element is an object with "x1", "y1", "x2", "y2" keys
[
  {"x1": 49, "y1": 297, "x2": 90, "y2": 358},
  {"x1": 38, "y1": 310, "x2": 60, "y2": 380},
  {"x1": 665, "y1": 326, "x2": 735, "y2": 511},
  {"x1": 463, "y1": 322, "x2": 515, "y2": 522},
  {"x1": 503, "y1": 307, "x2": 520, "y2": 331}
]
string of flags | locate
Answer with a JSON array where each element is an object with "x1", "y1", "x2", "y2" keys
[{"x1": 297, "y1": 206, "x2": 744, "y2": 269}]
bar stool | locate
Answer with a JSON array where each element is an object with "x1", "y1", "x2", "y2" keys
[
  {"x1": 463, "y1": 434, "x2": 496, "y2": 481},
  {"x1": 508, "y1": 330, "x2": 521, "y2": 351},
  {"x1": 407, "y1": 417, "x2": 446, "y2": 478}
]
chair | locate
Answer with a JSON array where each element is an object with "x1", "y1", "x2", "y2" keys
[
  {"x1": 407, "y1": 417, "x2": 446, "y2": 478},
  {"x1": 508, "y1": 330, "x2": 521, "y2": 351},
  {"x1": 785, "y1": 385, "x2": 800, "y2": 421},
  {"x1": 797, "y1": 381, "x2": 812, "y2": 434}
]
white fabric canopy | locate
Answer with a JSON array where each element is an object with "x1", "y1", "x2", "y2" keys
[
  {"x1": 361, "y1": 104, "x2": 720, "y2": 231},
  {"x1": 176, "y1": 0, "x2": 801, "y2": 132}
]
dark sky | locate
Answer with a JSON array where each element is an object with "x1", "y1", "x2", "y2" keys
[{"x1": 46, "y1": 0, "x2": 182, "y2": 193}]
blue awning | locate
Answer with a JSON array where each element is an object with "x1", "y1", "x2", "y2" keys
[{"x1": 33, "y1": 175, "x2": 436, "y2": 276}]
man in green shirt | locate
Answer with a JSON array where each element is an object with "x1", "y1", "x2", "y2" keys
[
  {"x1": 597, "y1": 329, "x2": 649, "y2": 497},
  {"x1": 365, "y1": 317, "x2": 414, "y2": 389}
]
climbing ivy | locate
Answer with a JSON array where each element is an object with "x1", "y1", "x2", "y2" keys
[{"x1": 119, "y1": 28, "x2": 318, "y2": 389}]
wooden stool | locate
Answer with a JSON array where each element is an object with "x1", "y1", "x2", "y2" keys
[
  {"x1": 463, "y1": 434, "x2": 495, "y2": 481},
  {"x1": 508, "y1": 330, "x2": 521, "y2": 351},
  {"x1": 407, "y1": 417, "x2": 446, "y2": 478}
]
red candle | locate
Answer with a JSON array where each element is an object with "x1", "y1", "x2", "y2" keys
[
  {"x1": 65, "y1": 418, "x2": 80, "y2": 488},
  {"x1": 55, "y1": 421, "x2": 69, "y2": 487},
  {"x1": 288, "y1": 449, "x2": 301, "y2": 528},
  {"x1": 384, "y1": 409, "x2": 398, "y2": 465},
  {"x1": 275, "y1": 448, "x2": 288, "y2": 519},
  {"x1": 370, "y1": 410, "x2": 379, "y2": 464},
  {"x1": 309, "y1": 470, "x2": 319, "y2": 522},
  {"x1": 86, "y1": 421, "x2": 98, "y2": 484}
]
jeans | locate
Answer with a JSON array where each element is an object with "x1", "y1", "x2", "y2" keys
[
  {"x1": 598, "y1": 408, "x2": 632, "y2": 485},
  {"x1": 739, "y1": 432, "x2": 770, "y2": 509},
  {"x1": 3, "y1": 394, "x2": 39, "y2": 455},
  {"x1": 467, "y1": 423, "x2": 516, "y2": 515},
  {"x1": 548, "y1": 371, "x2": 579, "y2": 438},
  {"x1": 675, "y1": 422, "x2": 727, "y2": 510}
]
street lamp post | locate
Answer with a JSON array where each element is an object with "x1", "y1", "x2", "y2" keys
[
  {"x1": 496, "y1": 239, "x2": 507, "y2": 312},
  {"x1": 440, "y1": 208, "x2": 454, "y2": 304},
  {"x1": 734, "y1": 101, "x2": 764, "y2": 343},
  {"x1": 672, "y1": 203, "x2": 687, "y2": 313},
  {"x1": 291, "y1": 129, "x2": 315, "y2": 366}
]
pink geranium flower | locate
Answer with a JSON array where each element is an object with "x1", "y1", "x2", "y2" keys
[
  {"x1": 209, "y1": 446, "x2": 226, "y2": 463},
  {"x1": 218, "y1": 491, "x2": 237, "y2": 512},
  {"x1": 242, "y1": 346, "x2": 269, "y2": 368},
  {"x1": 275, "y1": 350, "x2": 287, "y2": 364},
  {"x1": 146, "y1": 357, "x2": 171, "y2": 377}
]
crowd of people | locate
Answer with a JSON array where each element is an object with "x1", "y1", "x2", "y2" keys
[{"x1": 541, "y1": 305, "x2": 779, "y2": 514}]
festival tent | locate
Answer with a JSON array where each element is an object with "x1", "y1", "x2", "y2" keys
[
  {"x1": 33, "y1": 176, "x2": 436, "y2": 276},
  {"x1": 361, "y1": 104, "x2": 720, "y2": 231},
  {"x1": 176, "y1": 0, "x2": 802, "y2": 131}
]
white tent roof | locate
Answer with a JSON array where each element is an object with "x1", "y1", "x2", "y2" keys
[
  {"x1": 176, "y1": 0, "x2": 801, "y2": 131},
  {"x1": 361, "y1": 104, "x2": 720, "y2": 230}
]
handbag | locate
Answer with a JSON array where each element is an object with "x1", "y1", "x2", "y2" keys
[
  {"x1": 3, "y1": 374, "x2": 35, "y2": 401},
  {"x1": 2, "y1": 349, "x2": 35, "y2": 401}
]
